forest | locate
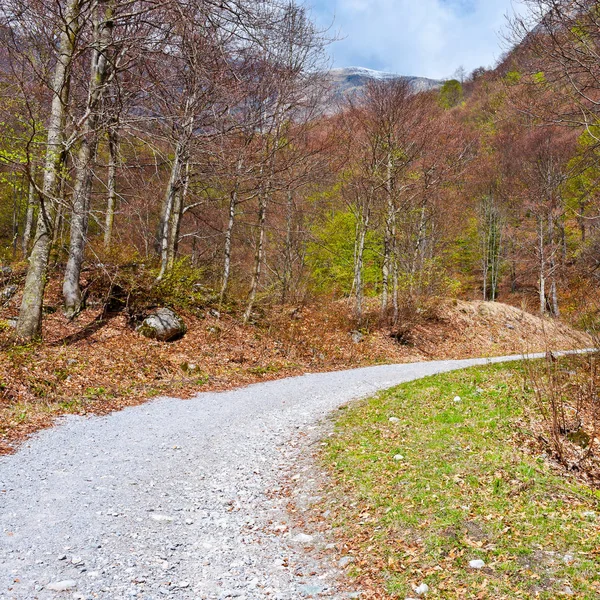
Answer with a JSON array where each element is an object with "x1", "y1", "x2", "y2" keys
[{"x1": 0, "y1": 0, "x2": 598, "y2": 342}]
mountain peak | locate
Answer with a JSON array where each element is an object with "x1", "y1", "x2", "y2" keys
[{"x1": 327, "y1": 66, "x2": 443, "y2": 97}]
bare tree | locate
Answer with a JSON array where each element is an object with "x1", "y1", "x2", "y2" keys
[{"x1": 5, "y1": 0, "x2": 87, "y2": 340}]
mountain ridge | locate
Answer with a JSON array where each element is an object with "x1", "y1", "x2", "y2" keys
[{"x1": 328, "y1": 66, "x2": 444, "y2": 97}]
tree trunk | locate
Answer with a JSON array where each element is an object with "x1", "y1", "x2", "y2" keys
[
  {"x1": 166, "y1": 162, "x2": 190, "y2": 273},
  {"x1": 381, "y1": 153, "x2": 394, "y2": 313},
  {"x1": 538, "y1": 216, "x2": 546, "y2": 315},
  {"x1": 16, "y1": 0, "x2": 81, "y2": 341},
  {"x1": 220, "y1": 188, "x2": 237, "y2": 303},
  {"x1": 22, "y1": 180, "x2": 36, "y2": 257},
  {"x1": 281, "y1": 189, "x2": 294, "y2": 304},
  {"x1": 353, "y1": 204, "x2": 370, "y2": 324},
  {"x1": 157, "y1": 142, "x2": 187, "y2": 280},
  {"x1": 104, "y1": 127, "x2": 118, "y2": 249},
  {"x1": 63, "y1": 0, "x2": 115, "y2": 316},
  {"x1": 244, "y1": 194, "x2": 267, "y2": 324}
]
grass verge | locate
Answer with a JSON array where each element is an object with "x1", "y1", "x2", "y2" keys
[{"x1": 322, "y1": 362, "x2": 600, "y2": 599}]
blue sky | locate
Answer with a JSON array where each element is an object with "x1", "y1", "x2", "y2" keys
[{"x1": 310, "y1": 0, "x2": 523, "y2": 79}]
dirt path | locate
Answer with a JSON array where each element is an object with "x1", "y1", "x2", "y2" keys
[{"x1": 0, "y1": 354, "x2": 552, "y2": 599}]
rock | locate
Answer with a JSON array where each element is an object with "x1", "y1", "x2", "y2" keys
[
  {"x1": 414, "y1": 583, "x2": 429, "y2": 595},
  {"x1": 210, "y1": 309, "x2": 221, "y2": 319},
  {"x1": 389, "y1": 417, "x2": 400, "y2": 423},
  {"x1": 4, "y1": 317, "x2": 18, "y2": 328},
  {"x1": 393, "y1": 454, "x2": 404, "y2": 461},
  {"x1": 181, "y1": 362, "x2": 200, "y2": 374},
  {"x1": 293, "y1": 533, "x2": 314, "y2": 544},
  {"x1": 350, "y1": 330, "x2": 364, "y2": 344},
  {"x1": 149, "y1": 514, "x2": 174, "y2": 523},
  {"x1": 453, "y1": 396, "x2": 462, "y2": 403},
  {"x1": 46, "y1": 580, "x2": 77, "y2": 591},
  {"x1": 339, "y1": 556, "x2": 355, "y2": 568},
  {"x1": 1, "y1": 285, "x2": 18, "y2": 302},
  {"x1": 0, "y1": 266, "x2": 12, "y2": 278},
  {"x1": 137, "y1": 308, "x2": 186, "y2": 342},
  {"x1": 299, "y1": 584, "x2": 325, "y2": 596},
  {"x1": 562, "y1": 553, "x2": 574, "y2": 564},
  {"x1": 562, "y1": 586, "x2": 574, "y2": 596},
  {"x1": 469, "y1": 559, "x2": 485, "y2": 569}
]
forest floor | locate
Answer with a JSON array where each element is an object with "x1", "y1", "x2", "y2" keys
[
  {"x1": 0, "y1": 286, "x2": 591, "y2": 453},
  {"x1": 320, "y1": 360, "x2": 600, "y2": 599}
]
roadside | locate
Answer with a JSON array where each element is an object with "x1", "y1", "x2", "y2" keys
[
  {"x1": 0, "y1": 292, "x2": 591, "y2": 454},
  {"x1": 320, "y1": 360, "x2": 600, "y2": 599}
]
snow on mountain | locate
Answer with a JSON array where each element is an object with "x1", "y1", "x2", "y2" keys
[{"x1": 327, "y1": 66, "x2": 443, "y2": 97}]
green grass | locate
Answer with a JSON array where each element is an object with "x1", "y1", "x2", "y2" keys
[{"x1": 323, "y1": 362, "x2": 600, "y2": 599}]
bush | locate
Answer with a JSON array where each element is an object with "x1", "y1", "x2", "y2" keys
[{"x1": 524, "y1": 354, "x2": 600, "y2": 481}]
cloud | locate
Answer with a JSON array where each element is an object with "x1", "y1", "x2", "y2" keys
[{"x1": 311, "y1": 0, "x2": 522, "y2": 79}]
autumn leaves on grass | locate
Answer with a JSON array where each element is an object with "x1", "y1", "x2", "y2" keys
[{"x1": 322, "y1": 361, "x2": 600, "y2": 599}]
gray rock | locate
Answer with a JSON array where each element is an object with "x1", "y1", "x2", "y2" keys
[
  {"x1": 1, "y1": 285, "x2": 17, "y2": 302},
  {"x1": 469, "y1": 559, "x2": 485, "y2": 569},
  {"x1": 293, "y1": 533, "x2": 314, "y2": 544},
  {"x1": 0, "y1": 266, "x2": 12, "y2": 278},
  {"x1": 46, "y1": 580, "x2": 77, "y2": 591},
  {"x1": 339, "y1": 556, "x2": 355, "y2": 568},
  {"x1": 350, "y1": 331, "x2": 364, "y2": 344},
  {"x1": 137, "y1": 308, "x2": 186, "y2": 342}
]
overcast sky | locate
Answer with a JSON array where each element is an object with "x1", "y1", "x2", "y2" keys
[{"x1": 310, "y1": 0, "x2": 523, "y2": 80}]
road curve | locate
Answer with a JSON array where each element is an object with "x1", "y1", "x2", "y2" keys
[{"x1": 0, "y1": 354, "x2": 553, "y2": 599}]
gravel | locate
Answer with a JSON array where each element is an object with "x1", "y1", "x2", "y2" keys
[{"x1": 0, "y1": 354, "x2": 550, "y2": 599}]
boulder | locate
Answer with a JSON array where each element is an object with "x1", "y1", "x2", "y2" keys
[{"x1": 137, "y1": 308, "x2": 186, "y2": 342}]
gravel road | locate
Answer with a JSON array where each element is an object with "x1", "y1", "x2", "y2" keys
[{"x1": 0, "y1": 355, "x2": 543, "y2": 599}]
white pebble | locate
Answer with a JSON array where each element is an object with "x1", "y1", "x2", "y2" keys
[
  {"x1": 46, "y1": 580, "x2": 77, "y2": 592},
  {"x1": 389, "y1": 417, "x2": 400, "y2": 423},
  {"x1": 149, "y1": 514, "x2": 173, "y2": 523},
  {"x1": 453, "y1": 396, "x2": 462, "y2": 403},
  {"x1": 415, "y1": 583, "x2": 429, "y2": 595},
  {"x1": 394, "y1": 454, "x2": 404, "y2": 461},
  {"x1": 469, "y1": 559, "x2": 485, "y2": 569}
]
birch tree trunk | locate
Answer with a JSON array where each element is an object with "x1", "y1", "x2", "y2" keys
[
  {"x1": 63, "y1": 0, "x2": 115, "y2": 316},
  {"x1": 243, "y1": 193, "x2": 267, "y2": 324},
  {"x1": 104, "y1": 127, "x2": 118, "y2": 249},
  {"x1": 16, "y1": 0, "x2": 81, "y2": 341},
  {"x1": 22, "y1": 180, "x2": 36, "y2": 257},
  {"x1": 381, "y1": 153, "x2": 394, "y2": 313},
  {"x1": 165, "y1": 162, "x2": 190, "y2": 273},
  {"x1": 157, "y1": 141, "x2": 186, "y2": 280},
  {"x1": 220, "y1": 187, "x2": 237, "y2": 302},
  {"x1": 353, "y1": 204, "x2": 370, "y2": 324},
  {"x1": 538, "y1": 216, "x2": 546, "y2": 315},
  {"x1": 281, "y1": 189, "x2": 294, "y2": 304}
]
